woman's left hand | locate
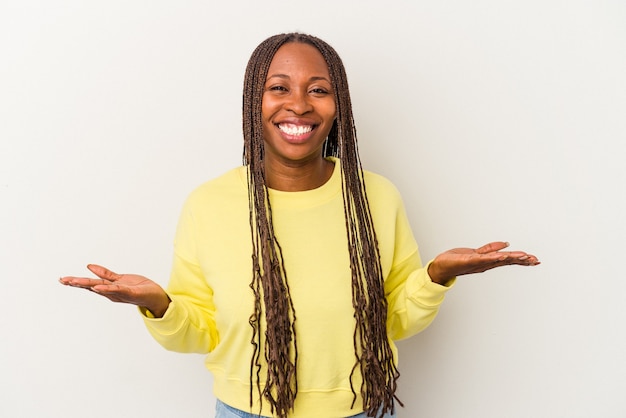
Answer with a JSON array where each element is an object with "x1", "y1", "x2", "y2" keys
[{"x1": 427, "y1": 241, "x2": 540, "y2": 285}]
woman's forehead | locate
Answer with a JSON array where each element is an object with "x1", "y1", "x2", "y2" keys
[{"x1": 267, "y1": 42, "x2": 330, "y2": 77}]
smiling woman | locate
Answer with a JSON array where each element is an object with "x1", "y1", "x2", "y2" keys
[
  {"x1": 261, "y1": 42, "x2": 337, "y2": 191},
  {"x1": 60, "y1": 32, "x2": 539, "y2": 418},
  {"x1": 239, "y1": 34, "x2": 405, "y2": 418}
]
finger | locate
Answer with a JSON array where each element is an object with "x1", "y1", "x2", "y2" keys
[
  {"x1": 509, "y1": 254, "x2": 541, "y2": 266},
  {"x1": 91, "y1": 284, "x2": 143, "y2": 305},
  {"x1": 59, "y1": 276, "x2": 106, "y2": 289},
  {"x1": 91, "y1": 282, "x2": 123, "y2": 293},
  {"x1": 59, "y1": 277, "x2": 125, "y2": 302},
  {"x1": 496, "y1": 251, "x2": 541, "y2": 264},
  {"x1": 87, "y1": 264, "x2": 121, "y2": 282},
  {"x1": 490, "y1": 253, "x2": 541, "y2": 268},
  {"x1": 476, "y1": 241, "x2": 510, "y2": 254},
  {"x1": 59, "y1": 276, "x2": 73, "y2": 285}
]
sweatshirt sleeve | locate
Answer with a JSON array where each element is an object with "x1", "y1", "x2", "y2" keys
[
  {"x1": 385, "y1": 254, "x2": 454, "y2": 341},
  {"x1": 140, "y1": 192, "x2": 219, "y2": 354},
  {"x1": 382, "y1": 185, "x2": 455, "y2": 341}
]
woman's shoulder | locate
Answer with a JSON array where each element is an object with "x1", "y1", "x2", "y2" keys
[
  {"x1": 185, "y1": 166, "x2": 248, "y2": 206},
  {"x1": 362, "y1": 168, "x2": 402, "y2": 200}
]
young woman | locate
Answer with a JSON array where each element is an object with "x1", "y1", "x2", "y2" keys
[{"x1": 60, "y1": 33, "x2": 539, "y2": 418}]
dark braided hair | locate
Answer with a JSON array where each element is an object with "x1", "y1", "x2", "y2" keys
[{"x1": 243, "y1": 33, "x2": 401, "y2": 418}]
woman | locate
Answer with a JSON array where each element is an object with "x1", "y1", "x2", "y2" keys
[{"x1": 60, "y1": 33, "x2": 539, "y2": 418}]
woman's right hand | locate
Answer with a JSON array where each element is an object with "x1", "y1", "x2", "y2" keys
[{"x1": 59, "y1": 264, "x2": 171, "y2": 318}]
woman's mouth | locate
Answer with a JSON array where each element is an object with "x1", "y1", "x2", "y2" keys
[
  {"x1": 278, "y1": 123, "x2": 314, "y2": 136},
  {"x1": 277, "y1": 123, "x2": 316, "y2": 142}
]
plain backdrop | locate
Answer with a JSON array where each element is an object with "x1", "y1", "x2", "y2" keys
[{"x1": 1, "y1": 1, "x2": 625, "y2": 417}]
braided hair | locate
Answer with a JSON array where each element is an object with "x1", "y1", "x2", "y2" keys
[{"x1": 242, "y1": 33, "x2": 401, "y2": 418}]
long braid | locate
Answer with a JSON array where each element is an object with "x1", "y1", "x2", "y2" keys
[
  {"x1": 242, "y1": 33, "x2": 400, "y2": 418},
  {"x1": 306, "y1": 36, "x2": 402, "y2": 417},
  {"x1": 244, "y1": 37, "x2": 298, "y2": 418}
]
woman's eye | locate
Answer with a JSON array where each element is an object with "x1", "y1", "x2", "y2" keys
[
  {"x1": 310, "y1": 88, "x2": 329, "y2": 95},
  {"x1": 269, "y1": 85, "x2": 288, "y2": 92}
]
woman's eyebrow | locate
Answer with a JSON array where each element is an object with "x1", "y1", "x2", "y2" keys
[{"x1": 266, "y1": 73, "x2": 331, "y2": 83}]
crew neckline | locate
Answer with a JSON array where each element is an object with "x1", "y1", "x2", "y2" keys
[{"x1": 238, "y1": 157, "x2": 342, "y2": 209}]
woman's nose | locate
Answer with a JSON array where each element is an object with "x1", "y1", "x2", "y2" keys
[{"x1": 285, "y1": 89, "x2": 312, "y2": 115}]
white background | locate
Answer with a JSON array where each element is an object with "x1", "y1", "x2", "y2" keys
[{"x1": 1, "y1": 1, "x2": 625, "y2": 417}]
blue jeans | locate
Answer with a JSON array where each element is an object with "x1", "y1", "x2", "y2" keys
[{"x1": 215, "y1": 399, "x2": 397, "y2": 418}]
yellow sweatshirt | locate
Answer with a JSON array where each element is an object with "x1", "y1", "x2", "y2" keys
[{"x1": 142, "y1": 159, "x2": 453, "y2": 417}]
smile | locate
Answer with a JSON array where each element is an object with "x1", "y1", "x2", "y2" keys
[{"x1": 277, "y1": 123, "x2": 315, "y2": 136}]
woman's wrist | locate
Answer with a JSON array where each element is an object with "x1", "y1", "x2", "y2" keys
[
  {"x1": 427, "y1": 261, "x2": 453, "y2": 286},
  {"x1": 144, "y1": 293, "x2": 172, "y2": 318}
]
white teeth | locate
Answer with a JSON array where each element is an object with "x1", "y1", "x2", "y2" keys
[{"x1": 278, "y1": 123, "x2": 313, "y2": 136}]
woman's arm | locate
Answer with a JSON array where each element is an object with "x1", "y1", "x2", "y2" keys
[{"x1": 59, "y1": 264, "x2": 171, "y2": 317}]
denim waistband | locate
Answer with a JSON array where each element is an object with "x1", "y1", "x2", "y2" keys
[{"x1": 214, "y1": 399, "x2": 397, "y2": 418}]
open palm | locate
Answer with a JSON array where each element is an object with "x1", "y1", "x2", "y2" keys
[
  {"x1": 59, "y1": 264, "x2": 171, "y2": 317},
  {"x1": 428, "y1": 241, "x2": 540, "y2": 284}
]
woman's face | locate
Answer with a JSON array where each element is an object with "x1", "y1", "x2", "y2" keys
[{"x1": 261, "y1": 42, "x2": 336, "y2": 166}]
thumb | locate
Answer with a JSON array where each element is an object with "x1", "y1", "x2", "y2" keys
[
  {"x1": 476, "y1": 241, "x2": 510, "y2": 254},
  {"x1": 87, "y1": 264, "x2": 121, "y2": 281}
]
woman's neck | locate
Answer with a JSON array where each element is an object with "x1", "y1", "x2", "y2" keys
[{"x1": 264, "y1": 157, "x2": 335, "y2": 192}]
